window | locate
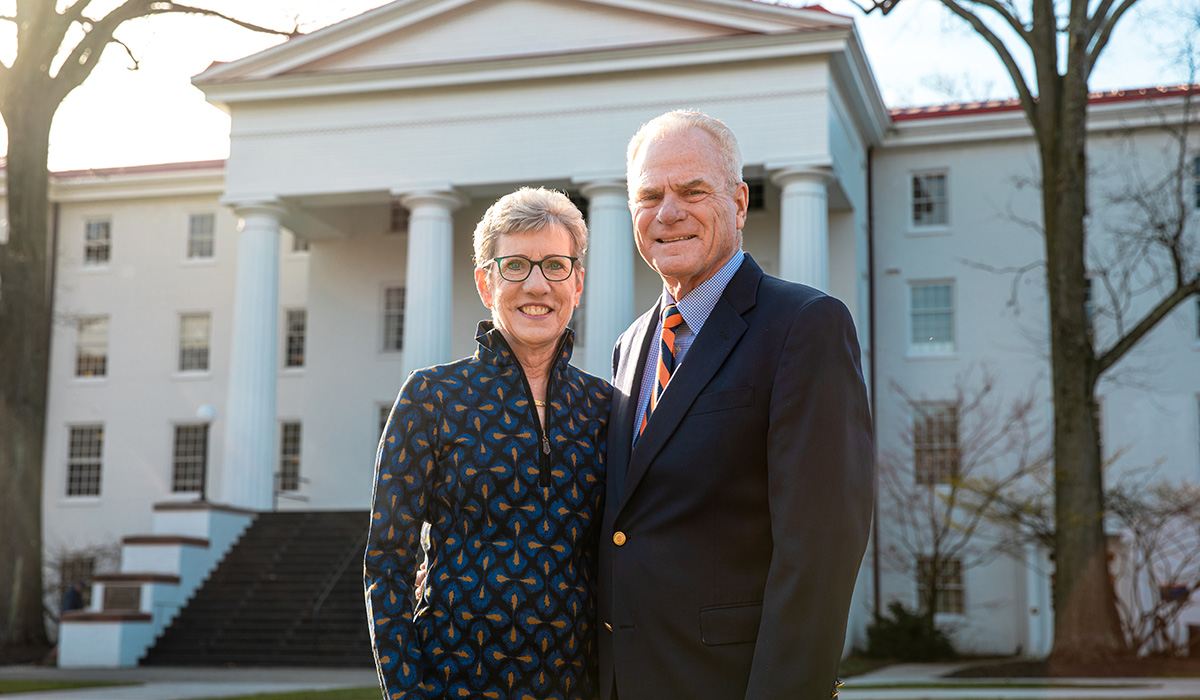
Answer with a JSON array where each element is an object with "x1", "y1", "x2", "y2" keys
[
  {"x1": 59, "y1": 555, "x2": 96, "y2": 609},
  {"x1": 84, "y1": 220, "x2": 111, "y2": 265},
  {"x1": 383, "y1": 286, "x2": 405, "y2": 352},
  {"x1": 171, "y1": 424, "x2": 208, "y2": 494},
  {"x1": 291, "y1": 231, "x2": 310, "y2": 253},
  {"x1": 285, "y1": 309, "x2": 306, "y2": 368},
  {"x1": 909, "y1": 282, "x2": 954, "y2": 354},
  {"x1": 911, "y1": 172, "x2": 948, "y2": 228},
  {"x1": 279, "y1": 422, "x2": 302, "y2": 492},
  {"x1": 75, "y1": 316, "x2": 109, "y2": 378},
  {"x1": 67, "y1": 425, "x2": 103, "y2": 497},
  {"x1": 179, "y1": 313, "x2": 211, "y2": 372},
  {"x1": 187, "y1": 213, "x2": 215, "y2": 259},
  {"x1": 914, "y1": 402, "x2": 958, "y2": 485},
  {"x1": 917, "y1": 556, "x2": 965, "y2": 614}
]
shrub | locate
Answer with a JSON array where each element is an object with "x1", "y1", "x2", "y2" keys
[{"x1": 864, "y1": 601, "x2": 957, "y2": 661}]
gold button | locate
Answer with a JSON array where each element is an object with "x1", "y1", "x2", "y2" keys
[
  {"x1": 613, "y1": 531, "x2": 627, "y2": 546},
  {"x1": 605, "y1": 622, "x2": 613, "y2": 632}
]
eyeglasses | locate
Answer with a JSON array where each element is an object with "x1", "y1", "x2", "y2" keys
[{"x1": 491, "y1": 255, "x2": 578, "y2": 283}]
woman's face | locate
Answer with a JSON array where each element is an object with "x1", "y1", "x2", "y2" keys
[{"x1": 474, "y1": 224, "x2": 583, "y2": 361}]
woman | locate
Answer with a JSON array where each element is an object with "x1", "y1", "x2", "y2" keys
[{"x1": 366, "y1": 187, "x2": 610, "y2": 700}]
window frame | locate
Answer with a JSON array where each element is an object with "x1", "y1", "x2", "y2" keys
[
  {"x1": 170, "y1": 423, "x2": 209, "y2": 494},
  {"x1": 909, "y1": 170, "x2": 950, "y2": 233},
  {"x1": 913, "y1": 401, "x2": 959, "y2": 486},
  {"x1": 75, "y1": 315, "x2": 109, "y2": 379},
  {"x1": 178, "y1": 312, "x2": 212, "y2": 373},
  {"x1": 278, "y1": 421, "x2": 302, "y2": 493},
  {"x1": 283, "y1": 308, "x2": 306, "y2": 369},
  {"x1": 186, "y1": 212, "x2": 216, "y2": 261},
  {"x1": 917, "y1": 556, "x2": 966, "y2": 616},
  {"x1": 907, "y1": 280, "x2": 956, "y2": 357},
  {"x1": 84, "y1": 219, "x2": 112, "y2": 266},
  {"x1": 382, "y1": 285, "x2": 405, "y2": 354},
  {"x1": 66, "y1": 424, "x2": 104, "y2": 498}
]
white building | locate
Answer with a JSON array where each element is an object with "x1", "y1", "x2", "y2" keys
[{"x1": 22, "y1": 0, "x2": 1200, "y2": 664}]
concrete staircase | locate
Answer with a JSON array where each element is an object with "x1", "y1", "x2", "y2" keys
[{"x1": 140, "y1": 510, "x2": 373, "y2": 667}]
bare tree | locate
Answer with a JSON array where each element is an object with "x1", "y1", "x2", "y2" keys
[
  {"x1": 0, "y1": 1, "x2": 295, "y2": 649},
  {"x1": 1108, "y1": 478, "x2": 1200, "y2": 657},
  {"x1": 878, "y1": 367, "x2": 1049, "y2": 621},
  {"x1": 848, "y1": 0, "x2": 1200, "y2": 660}
]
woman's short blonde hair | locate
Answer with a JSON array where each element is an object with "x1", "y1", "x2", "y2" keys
[{"x1": 472, "y1": 187, "x2": 588, "y2": 268}]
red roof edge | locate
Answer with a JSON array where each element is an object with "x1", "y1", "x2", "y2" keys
[{"x1": 890, "y1": 84, "x2": 1200, "y2": 121}]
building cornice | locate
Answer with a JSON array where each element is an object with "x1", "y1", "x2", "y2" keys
[
  {"x1": 197, "y1": 29, "x2": 851, "y2": 108},
  {"x1": 47, "y1": 161, "x2": 226, "y2": 202}
]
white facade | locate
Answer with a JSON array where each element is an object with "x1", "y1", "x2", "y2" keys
[{"x1": 26, "y1": 0, "x2": 1200, "y2": 663}]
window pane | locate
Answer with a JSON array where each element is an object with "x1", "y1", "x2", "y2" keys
[
  {"x1": 285, "y1": 309, "x2": 306, "y2": 368},
  {"x1": 75, "y1": 316, "x2": 109, "y2": 377},
  {"x1": 179, "y1": 313, "x2": 211, "y2": 371},
  {"x1": 172, "y1": 424, "x2": 208, "y2": 493},
  {"x1": 187, "y1": 214, "x2": 215, "y2": 259},
  {"x1": 910, "y1": 283, "x2": 954, "y2": 351},
  {"x1": 279, "y1": 422, "x2": 301, "y2": 492},
  {"x1": 912, "y1": 173, "x2": 948, "y2": 227},
  {"x1": 67, "y1": 425, "x2": 104, "y2": 497},
  {"x1": 914, "y1": 403, "x2": 958, "y2": 485},
  {"x1": 917, "y1": 556, "x2": 965, "y2": 614},
  {"x1": 84, "y1": 221, "x2": 111, "y2": 264},
  {"x1": 384, "y1": 287, "x2": 405, "y2": 352}
]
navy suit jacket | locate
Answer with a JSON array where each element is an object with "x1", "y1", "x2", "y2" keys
[{"x1": 598, "y1": 255, "x2": 874, "y2": 700}]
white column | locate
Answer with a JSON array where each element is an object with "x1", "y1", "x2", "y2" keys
[
  {"x1": 772, "y1": 167, "x2": 831, "y2": 292},
  {"x1": 399, "y1": 190, "x2": 464, "y2": 373},
  {"x1": 579, "y1": 180, "x2": 635, "y2": 380},
  {"x1": 220, "y1": 202, "x2": 285, "y2": 511}
]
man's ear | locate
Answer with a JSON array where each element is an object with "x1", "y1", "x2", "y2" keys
[
  {"x1": 475, "y1": 266, "x2": 493, "y2": 308},
  {"x1": 734, "y1": 181, "x2": 750, "y2": 229}
]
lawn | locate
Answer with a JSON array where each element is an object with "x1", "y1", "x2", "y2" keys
[
  {"x1": 192, "y1": 689, "x2": 379, "y2": 700},
  {"x1": 0, "y1": 680, "x2": 136, "y2": 695}
]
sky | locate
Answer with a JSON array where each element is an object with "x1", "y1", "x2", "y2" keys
[{"x1": 0, "y1": 0, "x2": 1187, "y2": 171}]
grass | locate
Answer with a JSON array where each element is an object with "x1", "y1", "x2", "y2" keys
[
  {"x1": 847, "y1": 680, "x2": 1157, "y2": 689},
  {"x1": 0, "y1": 680, "x2": 137, "y2": 694},
  {"x1": 190, "y1": 688, "x2": 380, "y2": 700}
]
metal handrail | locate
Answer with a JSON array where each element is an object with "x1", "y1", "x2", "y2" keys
[{"x1": 311, "y1": 527, "x2": 369, "y2": 620}]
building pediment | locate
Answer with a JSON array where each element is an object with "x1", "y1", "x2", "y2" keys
[{"x1": 195, "y1": 0, "x2": 849, "y2": 88}]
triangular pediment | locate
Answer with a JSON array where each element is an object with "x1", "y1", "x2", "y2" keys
[{"x1": 196, "y1": 0, "x2": 849, "y2": 83}]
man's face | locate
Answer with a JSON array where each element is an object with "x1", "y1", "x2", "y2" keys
[{"x1": 629, "y1": 128, "x2": 748, "y2": 299}]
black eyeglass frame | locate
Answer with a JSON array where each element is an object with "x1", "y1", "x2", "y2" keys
[{"x1": 490, "y1": 255, "x2": 579, "y2": 283}]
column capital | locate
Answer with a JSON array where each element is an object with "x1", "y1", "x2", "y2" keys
[
  {"x1": 220, "y1": 197, "x2": 288, "y2": 220},
  {"x1": 393, "y1": 187, "x2": 467, "y2": 212},
  {"x1": 768, "y1": 166, "x2": 834, "y2": 188},
  {"x1": 577, "y1": 179, "x2": 629, "y2": 200}
]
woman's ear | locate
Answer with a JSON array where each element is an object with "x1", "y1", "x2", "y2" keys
[
  {"x1": 573, "y1": 266, "x2": 584, "y2": 308},
  {"x1": 475, "y1": 266, "x2": 493, "y2": 308}
]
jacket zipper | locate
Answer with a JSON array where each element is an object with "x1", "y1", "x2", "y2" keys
[{"x1": 491, "y1": 330, "x2": 566, "y2": 491}]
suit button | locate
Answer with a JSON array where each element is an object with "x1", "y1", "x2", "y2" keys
[
  {"x1": 613, "y1": 531, "x2": 627, "y2": 546},
  {"x1": 605, "y1": 622, "x2": 613, "y2": 632}
]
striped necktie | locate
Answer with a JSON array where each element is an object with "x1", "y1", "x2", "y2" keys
[{"x1": 638, "y1": 303, "x2": 686, "y2": 439}]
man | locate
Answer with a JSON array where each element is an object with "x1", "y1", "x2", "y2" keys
[{"x1": 599, "y1": 110, "x2": 874, "y2": 700}]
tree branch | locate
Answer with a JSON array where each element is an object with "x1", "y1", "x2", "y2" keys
[
  {"x1": 1097, "y1": 277, "x2": 1200, "y2": 376},
  {"x1": 1087, "y1": 0, "x2": 1140, "y2": 73},
  {"x1": 960, "y1": 0, "x2": 1031, "y2": 41},
  {"x1": 936, "y1": 0, "x2": 1039, "y2": 117}
]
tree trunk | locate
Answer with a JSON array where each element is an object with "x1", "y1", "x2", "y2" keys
[
  {"x1": 0, "y1": 100, "x2": 54, "y2": 649},
  {"x1": 1045, "y1": 73, "x2": 1126, "y2": 663}
]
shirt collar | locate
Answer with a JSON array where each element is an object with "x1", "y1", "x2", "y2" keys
[{"x1": 662, "y1": 249, "x2": 745, "y2": 335}]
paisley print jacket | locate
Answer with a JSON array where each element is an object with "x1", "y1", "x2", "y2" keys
[{"x1": 366, "y1": 321, "x2": 610, "y2": 700}]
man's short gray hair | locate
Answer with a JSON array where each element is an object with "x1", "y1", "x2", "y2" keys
[
  {"x1": 472, "y1": 187, "x2": 588, "y2": 268},
  {"x1": 626, "y1": 110, "x2": 744, "y2": 193}
]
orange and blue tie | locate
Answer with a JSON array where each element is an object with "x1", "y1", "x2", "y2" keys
[{"x1": 638, "y1": 303, "x2": 686, "y2": 439}]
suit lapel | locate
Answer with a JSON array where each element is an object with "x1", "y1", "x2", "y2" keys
[
  {"x1": 617, "y1": 257, "x2": 763, "y2": 514},
  {"x1": 609, "y1": 306, "x2": 658, "y2": 509}
]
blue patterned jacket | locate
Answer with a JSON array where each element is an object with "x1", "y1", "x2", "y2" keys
[{"x1": 366, "y1": 321, "x2": 610, "y2": 700}]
